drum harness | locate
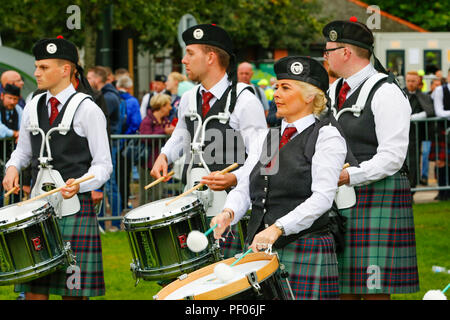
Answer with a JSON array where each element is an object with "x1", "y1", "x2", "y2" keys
[{"x1": 26, "y1": 92, "x2": 92, "y2": 220}]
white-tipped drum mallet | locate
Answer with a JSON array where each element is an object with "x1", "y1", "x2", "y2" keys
[
  {"x1": 165, "y1": 163, "x2": 239, "y2": 206},
  {"x1": 423, "y1": 283, "x2": 450, "y2": 300},
  {"x1": 18, "y1": 175, "x2": 95, "y2": 206},
  {"x1": 212, "y1": 248, "x2": 253, "y2": 283},
  {"x1": 186, "y1": 224, "x2": 218, "y2": 253},
  {"x1": 144, "y1": 171, "x2": 174, "y2": 190}
]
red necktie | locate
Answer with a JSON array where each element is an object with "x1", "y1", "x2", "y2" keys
[
  {"x1": 337, "y1": 81, "x2": 350, "y2": 110},
  {"x1": 201, "y1": 91, "x2": 214, "y2": 118},
  {"x1": 279, "y1": 127, "x2": 297, "y2": 149},
  {"x1": 266, "y1": 126, "x2": 297, "y2": 170},
  {"x1": 49, "y1": 97, "x2": 60, "y2": 125}
]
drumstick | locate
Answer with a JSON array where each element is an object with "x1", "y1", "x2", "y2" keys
[
  {"x1": 4, "y1": 186, "x2": 19, "y2": 198},
  {"x1": 204, "y1": 224, "x2": 218, "y2": 236},
  {"x1": 144, "y1": 171, "x2": 174, "y2": 190},
  {"x1": 230, "y1": 248, "x2": 253, "y2": 267},
  {"x1": 165, "y1": 163, "x2": 239, "y2": 206},
  {"x1": 18, "y1": 175, "x2": 95, "y2": 206},
  {"x1": 343, "y1": 163, "x2": 350, "y2": 169}
]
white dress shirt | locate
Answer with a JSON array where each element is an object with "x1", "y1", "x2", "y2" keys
[
  {"x1": 6, "y1": 84, "x2": 112, "y2": 193},
  {"x1": 160, "y1": 74, "x2": 267, "y2": 182},
  {"x1": 338, "y1": 64, "x2": 411, "y2": 186},
  {"x1": 431, "y1": 85, "x2": 450, "y2": 118},
  {"x1": 224, "y1": 115, "x2": 347, "y2": 236}
]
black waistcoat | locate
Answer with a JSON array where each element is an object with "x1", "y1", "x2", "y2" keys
[
  {"x1": 334, "y1": 78, "x2": 381, "y2": 163},
  {"x1": 247, "y1": 120, "x2": 331, "y2": 249},
  {"x1": 0, "y1": 104, "x2": 19, "y2": 131},
  {"x1": 443, "y1": 84, "x2": 450, "y2": 111},
  {"x1": 30, "y1": 94, "x2": 93, "y2": 188},
  {"x1": 183, "y1": 86, "x2": 248, "y2": 184}
]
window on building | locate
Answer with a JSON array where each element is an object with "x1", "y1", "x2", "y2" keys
[
  {"x1": 386, "y1": 50, "x2": 405, "y2": 77},
  {"x1": 424, "y1": 50, "x2": 441, "y2": 75}
]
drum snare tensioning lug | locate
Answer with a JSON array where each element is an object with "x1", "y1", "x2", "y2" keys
[
  {"x1": 178, "y1": 273, "x2": 188, "y2": 281},
  {"x1": 246, "y1": 271, "x2": 262, "y2": 296}
]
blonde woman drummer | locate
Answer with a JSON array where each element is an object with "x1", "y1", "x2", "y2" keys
[{"x1": 207, "y1": 56, "x2": 347, "y2": 300}]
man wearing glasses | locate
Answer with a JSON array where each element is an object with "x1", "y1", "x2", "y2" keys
[{"x1": 322, "y1": 18, "x2": 419, "y2": 300}]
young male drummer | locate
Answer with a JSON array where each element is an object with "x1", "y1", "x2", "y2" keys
[
  {"x1": 2, "y1": 37, "x2": 112, "y2": 300},
  {"x1": 151, "y1": 24, "x2": 267, "y2": 258},
  {"x1": 322, "y1": 19, "x2": 419, "y2": 299}
]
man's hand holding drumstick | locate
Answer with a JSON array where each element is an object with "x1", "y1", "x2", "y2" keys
[{"x1": 200, "y1": 172, "x2": 237, "y2": 191}]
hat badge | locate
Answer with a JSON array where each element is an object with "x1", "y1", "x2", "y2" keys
[
  {"x1": 290, "y1": 62, "x2": 303, "y2": 75},
  {"x1": 193, "y1": 28, "x2": 204, "y2": 40},
  {"x1": 46, "y1": 43, "x2": 57, "y2": 54},
  {"x1": 329, "y1": 30, "x2": 338, "y2": 41}
]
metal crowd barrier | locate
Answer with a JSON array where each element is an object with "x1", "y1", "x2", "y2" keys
[{"x1": 0, "y1": 118, "x2": 449, "y2": 222}]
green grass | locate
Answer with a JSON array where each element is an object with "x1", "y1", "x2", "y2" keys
[{"x1": 0, "y1": 201, "x2": 449, "y2": 300}]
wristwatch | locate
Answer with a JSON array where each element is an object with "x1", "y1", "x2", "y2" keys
[{"x1": 274, "y1": 220, "x2": 285, "y2": 236}]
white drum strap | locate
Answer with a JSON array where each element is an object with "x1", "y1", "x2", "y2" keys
[
  {"x1": 57, "y1": 92, "x2": 91, "y2": 135},
  {"x1": 187, "y1": 84, "x2": 202, "y2": 120},
  {"x1": 327, "y1": 78, "x2": 341, "y2": 113},
  {"x1": 27, "y1": 93, "x2": 46, "y2": 135},
  {"x1": 351, "y1": 73, "x2": 388, "y2": 116}
]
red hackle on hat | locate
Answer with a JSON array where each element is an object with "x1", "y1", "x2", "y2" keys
[
  {"x1": 349, "y1": 16, "x2": 358, "y2": 22},
  {"x1": 57, "y1": 35, "x2": 64, "y2": 39}
]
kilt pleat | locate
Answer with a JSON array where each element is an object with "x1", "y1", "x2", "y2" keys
[
  {"x1": 337, "y1": 172, "x2": 420, "y2": 294},
  {"x1": 278, "y1": 233, "x2": 339, "y2": 300},
  {"x1": 15, "y1": 195, "x2": 105, "y2": 297}
]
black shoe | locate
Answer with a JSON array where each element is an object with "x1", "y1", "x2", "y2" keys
[{"x1": 419, "y1": 176, "x2": 428, "y2": 186}]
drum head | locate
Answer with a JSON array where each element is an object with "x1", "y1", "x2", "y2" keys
[
  {"x1": 156, "y1": 252, "x2": 279, "y2": 300},
  {"x1": 0, "y1": 200, "x2": 50, "y2": 226},
  {"x1": 124, "y1": 196, "x2": 200, "y2": 222}
]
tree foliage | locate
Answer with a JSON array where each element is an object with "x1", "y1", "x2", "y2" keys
[
  {"x1": 0, "y1": 0, "x2": 326, "y2": 66},
  {"x1": 366, "y1": 0, "x2": 449, "y2": 31}
]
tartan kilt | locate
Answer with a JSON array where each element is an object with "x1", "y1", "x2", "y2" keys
[
  {"x1": 15, "y1": 194, "x2": 105, "y2": 297},
  {"x1": 277, "y1": 233, "x2": 339, "y2": 300},
  {"x1": 337, "y1": 171, "x2": 420, "y2": 294}
]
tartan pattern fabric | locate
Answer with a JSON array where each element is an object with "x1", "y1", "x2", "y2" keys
[
  {"x1": 220, "y1": 223, "x2": 246, "y2": 259},
  {"x1": 429, "y1": 128, "x2": 449, "y2": 162},
  {"x1": 277, "y1": 233, "x2": 339, "y2": 300},
  {"x1": 15, "y1": 195, "x2": 105, "y2": 297},
  {"x1": 337, "y1": 172, "x2": 420, "y2": 294}
]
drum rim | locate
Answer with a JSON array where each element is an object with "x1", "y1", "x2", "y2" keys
[
  {"x1": 155, "y1": 252, "x2": 279, "y2": 300},
  {"x1": 123, "y1": 196, "x2": 202, "y2": 225},
  {"x1": 0, "y1": 202, "x2": 53, "y2": 232}
]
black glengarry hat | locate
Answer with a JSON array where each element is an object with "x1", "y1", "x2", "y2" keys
[
  {"x1": 322, "y1": 17, "x2": 374, "y2": 51},
  {"x1": 3, "y1": 84, "x2": 21, "y2": 97},
  {"x1": 182, "y1": 24, "x2": 234, "y2": 57},
  {"x1": 274, "y1": 56, "x2": 329, "y2": 93},
  {"x1": 32, "y1": 36, "x2": 79, "y2": 64}
]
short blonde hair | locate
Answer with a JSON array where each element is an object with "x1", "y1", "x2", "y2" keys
[
  {"x1": 168, "y1": 71, "x2": 186, "y2": 83},
  {"x1": 294, "y1": 81, "x2": 327, "y2": 115},
  {"x1": 150, "y1": 93, "x2": 171, "y2": 111}
]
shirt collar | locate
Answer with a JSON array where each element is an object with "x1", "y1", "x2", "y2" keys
[
  {"x1": 46, "y1": 84, "x2": 76, "y2": 107},
  {"x1": 343, "y1": 63, "x2": 377, "y2": 92},
  {"x1": 199, "y1": 73, "x2": 230, "y2": 99},
  {"x1": 281, "y1": 114, "x2": 315, "y2": 136}
]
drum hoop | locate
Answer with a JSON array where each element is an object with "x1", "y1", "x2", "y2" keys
[
  {"x1": 0, "y1": 203, "x2": 53, "y2": 233},
  {"x1": 155, "y1": 252, "x2": 279, "y2": 300},
  {"x1": 123, "y1": 198, "x2": 203, "y2": 226}
]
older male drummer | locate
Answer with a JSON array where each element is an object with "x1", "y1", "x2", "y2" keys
[{"x1": 2, "y1": 37, "x2": 112, "y2": 300}]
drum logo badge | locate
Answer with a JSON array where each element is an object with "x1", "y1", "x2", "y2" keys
[
  {"x1": 178, "y1": 234, "x2": 188, "y2": 249},
  {"x1": 31, "y1": 237, "x2": 42, "y2": 251}
]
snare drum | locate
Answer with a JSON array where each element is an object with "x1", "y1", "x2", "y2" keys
[
  {"x1": 0, "y1": 200, "x2": 74, "y2": 286},
  {"x1": 124, "y1": 196, "x2": 220, "y2": 282},
  {"x1": 155, "y1": 252, "x2": 290, "y2": 300}
]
